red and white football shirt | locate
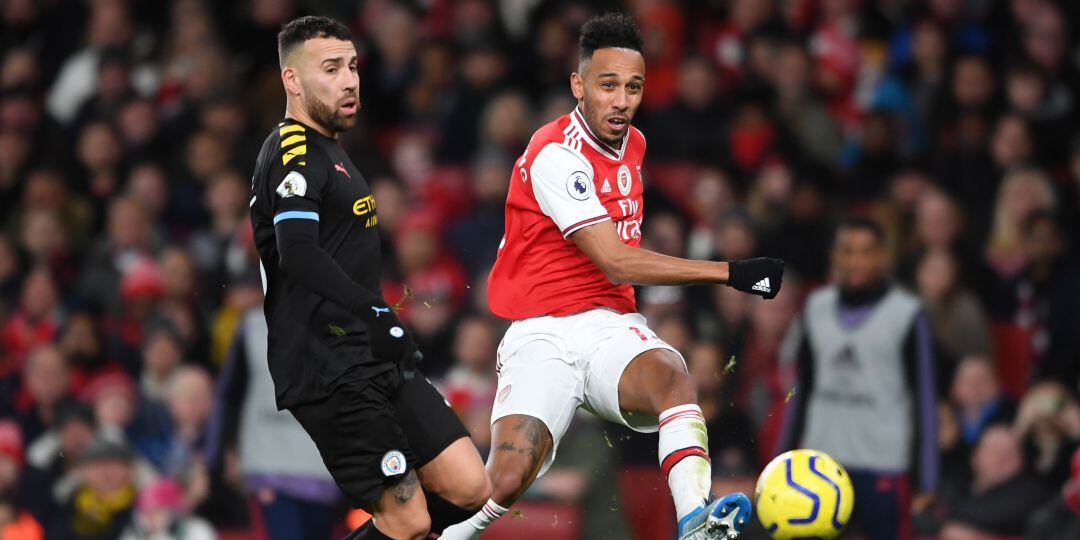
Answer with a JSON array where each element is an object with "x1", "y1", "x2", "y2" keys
[{"x1": 488, "y1": 107, "x2": 646, "y2": 320}]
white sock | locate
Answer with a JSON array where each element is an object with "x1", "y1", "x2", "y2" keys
[
  {"x1": 658, "y1": 404, "x2": 712, "y2": 521},
  {"x1": 439, "y1": 499, "x2": 509, "y2": 540}
]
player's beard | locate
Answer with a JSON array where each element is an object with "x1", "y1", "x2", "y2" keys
[
  {"x1": 580, "y1": 99, "x2": 629, "y2": 147},
  {"x1": 306, "y1": 94, "x2": 357, "y2": 134}
]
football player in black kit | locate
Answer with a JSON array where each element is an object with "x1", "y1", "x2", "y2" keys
[{"x1": 249, "y1": 16, "x2": 491, "y2": 540}]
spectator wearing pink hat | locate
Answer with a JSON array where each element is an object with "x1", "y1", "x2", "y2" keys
[
  {"x1": 119, "y1": 478, "x2": 214, "y2": 540},
  {"x1": 80, "y1": 370, "x2": 137, "y2": 445},
  {"x1": 103, "y1": 257, "x2": 166, "y2": 372}
]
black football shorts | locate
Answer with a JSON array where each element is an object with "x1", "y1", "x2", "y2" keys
[{"x1": 289, "y1": 366, "x2": 469, "y2": 508}]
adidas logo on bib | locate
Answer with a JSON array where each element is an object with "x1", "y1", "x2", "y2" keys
[{"x1": 752, "y1": 277, "x2": 771, "y2": 293}]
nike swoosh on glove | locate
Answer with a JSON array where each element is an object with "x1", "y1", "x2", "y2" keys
[{"x1": 726, "y1": 258, "x2": 785, "y2": 300}]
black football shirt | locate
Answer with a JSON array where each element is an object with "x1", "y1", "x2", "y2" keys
[{"x1": 250, "y1": 118, "x2": 390, "y2": 408}]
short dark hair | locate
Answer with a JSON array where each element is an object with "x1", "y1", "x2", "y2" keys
[
  {"x1": 579, "y1": 13, "x2": 643, "y2": 62},
  {"x1": 277, "y1": 16, "x2": 353, "y2": 68},
  {"x1": 835, "y1": 216, "x2": 885, "y2": 246}
]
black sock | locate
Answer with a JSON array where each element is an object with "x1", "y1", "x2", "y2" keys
[
  {"x1": 426, "y1": 491, "x2": 480, "y2": 534},
  {"x1": 344, "y1": 520, "x2": 392, "y2": 540}
]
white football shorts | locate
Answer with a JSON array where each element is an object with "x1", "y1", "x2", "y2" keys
[{"x1": 491, "y1": 308, "x2": 686, "y2": 476}]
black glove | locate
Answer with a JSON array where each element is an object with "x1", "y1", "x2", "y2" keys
[
  {"x1": 357, "y1": 300, "x2": 420, "y2": 374},
  {"x1": 726, "y1": 258, "x2": 785, "y2": 299}
]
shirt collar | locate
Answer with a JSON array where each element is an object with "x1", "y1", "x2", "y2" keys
[{"x1": 570, "y1": 106, "x2": 627, "y2": 161}]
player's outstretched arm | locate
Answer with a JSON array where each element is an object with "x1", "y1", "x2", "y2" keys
[{"x1": 569, "y1": 220, "x2": 785, "y2": 298}]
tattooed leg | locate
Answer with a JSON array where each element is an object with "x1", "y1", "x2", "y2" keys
[
  {"x1": 488, "y1": 414, "x2": 552, "y2": 504},
  {"x1": 365, "y1": 470, "x2": 430, "y2": 539}
]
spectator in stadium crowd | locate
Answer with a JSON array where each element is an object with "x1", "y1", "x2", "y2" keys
[
  {"x1": 0, "y1": 420, "x2": 43, "y2": 540},
  {"x1": 937, "y1": 426, "x2": 1051, "y2": 539},
  {"x1": 121, "y1": 166, "x2": 169, "y2": 250},
  {"x1": 18, "y1": 210, "x2": 75, "y2": 290},
  {"x1": 77, "y1": 198, "x2": 159, "y2": 316},
  {"x1": 914, "y1": 248, "x2": 992, "y2": 364},
  {"x1": 14, "y1": 345, "x2": 74, "y2": 444},
  {"x1": 135, "y1": 367, "x2": 213, "y2": 515},
  {"x1": 16, "y1": 167, "x2": 94, "y2": 258},
  {"x1": 1014, "y1": 381, "x2": 1080, "y2": 488},
  {"x1": 990, "y1": 210, "x2": 1080, "y2": 382},
  {"x1": 771, "y1": 41, "x2": 843, "y2": 168},
  {"x1": 685, "y1": 168, "x2": 738, "y2": 261},
  {"x1": 206, "y1": 307, "x2": 340, "y2": 540},
  {"x1": 81, "y1": 370, "x2": 137, "y2": 446},
  {"x1": 779, "y1": 217, "x2": 937, "y2": 540},
  {"x1": 137, "y1": 329, "x2": 183, "y2": 407},
  {"x1": 104, "y1": 258, "x2": 167, "y2": 373},
  {"x1": 438, "y1": 316, "x2": 499, "y2": 452},
  {"x1": 49, "y1": 439, "x2": 138, "y2": 540},
  {"x1": 684, "y1": 342, "x2": 755, "y2": 475},
  {"x1": 1, "y1": 269, "x2": 62, "y2": 379},
  {"x1": 1025, "y1": 447, "x2": 1080, "y2": 540},
  {"x1": 187, "y1": 172, "x2": 249, "y2": 308},
  {"x1": 156, "y1": 248, "x2": 209, "y2": 364},
  {"x1": 984, "y1": 166, "x2": 1057, "y2": 281},
  {"x1": 737, "y1": 276, "x2": 803, "y2": 464},
  {"x1": 939, "y1": 356, "x2": 1015, "y2": 480},
  {"x1": 119, "y1": 478, "x2": 215, "y2": 540},
  {"x1": 57, "y1": 310, "x2": 110, "y2": 385},
  {"x1": 637, "y1": 56, "x2": 729, "y2": 165},
  {"x1": 19, "y1": 403, "x2": 96, "y2": 526},
  {"x1": 445, "y1": 156, "x2": 508, "y2": 278},
  {"x1": 902, "y1": 188, "x2": 965, "y2": 272},
  {"x1": 391, "y1": 212, "x2": 468, "y2": 376}
]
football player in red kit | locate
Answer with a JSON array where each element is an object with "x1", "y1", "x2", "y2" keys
[{"x1": 442, "y1": 13, "x2": 784, "y2": 540}]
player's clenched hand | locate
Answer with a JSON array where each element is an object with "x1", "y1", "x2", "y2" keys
[
  {"x1": 358, "y1": 300, "x2": 419, "y2": 366},
  {"x1": 725, "y1": 257, "x2": 785, "y2": 299}
]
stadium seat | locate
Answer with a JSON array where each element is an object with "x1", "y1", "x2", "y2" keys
[
  {"x1": 216, "y1": 530, "x2": 250, "y2": 540},
  {"x1": 483, "y1": 501, "x2": 581, "y2": 540},
  {"x1": 617, "y1": 465, "x2": 676, "y2": 540},
  {"x1": 990, "y1": 323, "x2": 1034, "y2": 400}
]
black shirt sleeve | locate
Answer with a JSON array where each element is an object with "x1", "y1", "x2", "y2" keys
[
  {"x1": 274, "y1": 217, "x2": 377, "y2": 314},
  {"x1": 267, "y1": 136, "x2": 380, "y2": 316}
]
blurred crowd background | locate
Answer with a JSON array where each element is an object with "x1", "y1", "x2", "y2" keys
[{"x1": 1, "y1": 0, "x2": 1080, "y2": 539}]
